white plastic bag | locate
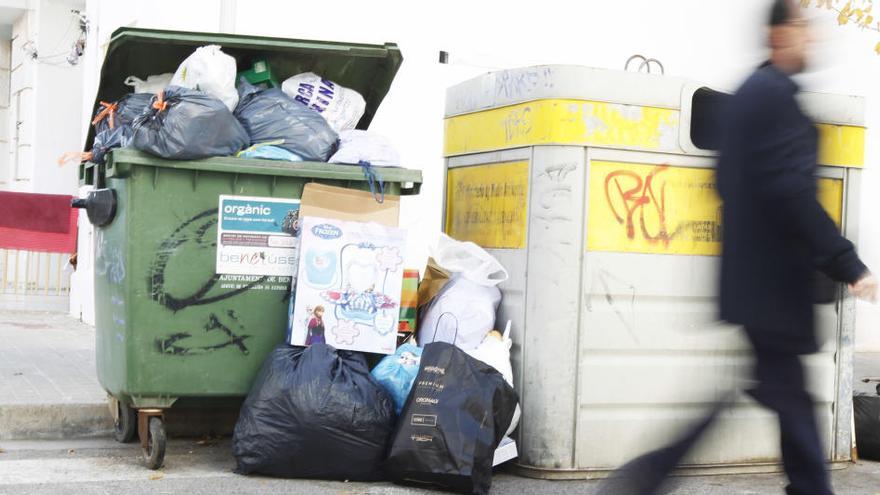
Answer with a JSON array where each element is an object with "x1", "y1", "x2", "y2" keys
[
  {"x1": 465, "y1": 322, "x2": 521, "y2": 436},
  {"x1": 329, "y1": 130, "x2": 400, "y2": 167},
  {"x1": 281, "y1": 72, "x2": 366, "y2": 132},
  {"x1": 419, "y1": 234, "x2": 509, "y2": 351},
  {"x1": 171, "y1": 45, "x2": 238, "y2": 111},
  {"x1": 432, "y1": 233, "x2": 508, "y2": 286},
  {"x1": 420, "y1": 275, "x2": 501, "y2": 351},
  {"x1": 124, "y1": 73, "x2": 173, "y2": 94}
]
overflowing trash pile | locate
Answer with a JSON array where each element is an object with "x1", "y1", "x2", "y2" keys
[
  {"x1": 233, "y1": 230, "x2": 520, "y2": 494},
  {"x1": 83, "y1": 44, "x2": 401, "y2": 168},
  {"x1": 220, "y1": 179, "x2": 521, "y2": 494},
  {"x1": 82, "y1": 42, "x2": 519, "y2": 494}
]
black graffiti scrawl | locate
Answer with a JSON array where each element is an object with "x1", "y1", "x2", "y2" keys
[
  {"x1": 156, "y1": 310, "x2": 251, "y2": 356},
  {"x1": 149, "y1": 208, "x2": 268, "y2": 312}
]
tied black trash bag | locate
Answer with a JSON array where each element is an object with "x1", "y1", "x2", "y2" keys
[
  {"x1": 232, "y1": 343, "x2": 396, "y2": 480},
  {"x1": 130, "y1": 86, "x2": 249, "y2": 160},
  {"x1": 90, "y1": 126, "x2": 132, "y2": 165},
  {"x1": 854, "y1": 393, "x2": 880, "y2": 460},
  {"x1": 92, "y1": 93, "x2": 153, "y2": 136},
  {"x1": 234, "y1": 79, "x2": 338, "y2": 162},
  {"x1": 386, "y1": 341, "x2": 519, "y2": 495},
  {"x1": 84, "y1": 93, "x2": 153, "y2": 165}
]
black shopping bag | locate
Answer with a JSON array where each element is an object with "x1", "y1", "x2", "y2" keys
[{"x1": 385, "y1": 341, "x2": 519, "y2": 495}]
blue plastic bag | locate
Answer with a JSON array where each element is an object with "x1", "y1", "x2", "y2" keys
[
  {"x1": 371, "y1": 343, "x2": 422, "y2": 415},
  {"x1": 237, "y1": 141, "x2": 303, "y2": 161}
]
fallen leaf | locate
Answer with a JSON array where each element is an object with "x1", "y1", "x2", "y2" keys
[
  {"x1": 875, "y1": 41, "x2": 880, "y2": 54},
  {"x1": 67, "y1": 449, "x2": 75, "y2": 454},
  {"x1": 0, "y1": 448, "x2": 6, "y2": 454},
  {"x1": 148, "y1": 473, "x2": 164, "y2": 481},
  {"x1": 801, "y1": 0, "x2": 812, "y2": 7}
]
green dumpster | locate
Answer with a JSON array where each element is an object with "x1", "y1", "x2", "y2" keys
[{"x1": 77, "y1": 28, "x2": 421, "y2": 469}]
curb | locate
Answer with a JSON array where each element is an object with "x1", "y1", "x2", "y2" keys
[{"x1": 0, "y1": 403, "x2": 113, "y2": 440}]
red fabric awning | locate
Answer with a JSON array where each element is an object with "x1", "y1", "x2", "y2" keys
[{"x1": 0, "y1": 192, "x2": 78, "y2": 253}]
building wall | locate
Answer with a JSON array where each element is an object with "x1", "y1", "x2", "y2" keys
[{"x1": 0, "y1": 0, "x2": 83, "y2": 195}]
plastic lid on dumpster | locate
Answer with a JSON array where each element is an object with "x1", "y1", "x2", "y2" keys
[{"x1": 85, "y1": 27, "x2": 403, "y2": 151}]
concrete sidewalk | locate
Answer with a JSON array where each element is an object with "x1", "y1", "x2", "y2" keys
[{"x1": 0, "y1": 311, "x2": 111, "y2": 440}]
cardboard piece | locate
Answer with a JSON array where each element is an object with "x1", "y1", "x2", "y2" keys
[
  {"x1": 300, "y1": 183, "x2": 399, "y2": 227},
  {"x1": 287, "y1": 183, "x2": 406, "y2": 354},
  {"x1": 417, "y1": 257, "x2": 451, "y2": 311}
]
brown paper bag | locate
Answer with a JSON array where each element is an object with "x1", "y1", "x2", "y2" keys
[
  {"x1": 300, "y1": 183, "x2": 399, "y2": 226},
  {"x1": 417, "y1": 257, "x2": 452, "y2": 312}
]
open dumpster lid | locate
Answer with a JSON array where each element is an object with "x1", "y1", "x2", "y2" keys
[{"x1": 85, "y1": 27, "x2": 403, "y2": 151}]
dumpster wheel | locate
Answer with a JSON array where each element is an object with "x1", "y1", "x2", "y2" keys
[
  {"x1": 138, "y1": 409, "x2": 166, "y2": 470},
  {"x1": 143, "y1": 417, "x2": 166, "y2": 470},
  {"x1": 113, "y1": 401, "x2": 136, "y2": 443}
]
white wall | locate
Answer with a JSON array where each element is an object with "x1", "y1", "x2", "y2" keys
[
  {"x1": 31, "y1": 0, "x2": 84, "y2": 195},
  {"x1": 81, "y1": 0, "x2": 880, "y2": 349},
  {"x1": 1, "y1": 0, "x2": 84, "y2": 194}
]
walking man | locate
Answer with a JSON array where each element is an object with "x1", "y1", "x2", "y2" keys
[{"x1": 601, "y1": 1, "x2": 877, "y2": 493}]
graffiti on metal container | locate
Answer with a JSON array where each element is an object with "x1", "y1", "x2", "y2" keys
[
  {"x1": 604, "y1": 164, "x2": 675, "y2": 246},
  {"x1": 495, "y1": 66, "x2": 553, "y2": 100},
  {"x1": 602, "y1": 164, "x2": 721, "y2": 248},
  {"x1": 156, "y1": 310, "x2": 251, "y2": 356},
  {"x1": 503, "y1": 106, "x2": 532, "y2": 142},
  {"x1": 149, "y1": 208, "x2": 268, "y2": 312}
]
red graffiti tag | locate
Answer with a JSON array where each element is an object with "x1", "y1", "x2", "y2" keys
[{"x1": 603, "y1": 165, "x2": 673, "y2": 246}]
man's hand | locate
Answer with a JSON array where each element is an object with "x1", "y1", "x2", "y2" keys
[{"x1": 849, "y1": 272, "x2": 878, "y2": 303}]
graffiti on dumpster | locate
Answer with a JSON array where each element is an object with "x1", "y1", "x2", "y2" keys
[
  {"x1": 149, "y1": 208, "x2": 269, "y2": 312},
  {"x1": 156, "y1": 310, "x2": 251, "y2": 355},
  {"x1": 587, "y1": 161, "x2": 722, "y2": 256},
  {"x1": 604, "y1": 164, "x2": 678, "y2": 248},
  {"x1": 95, "y1": 230, "x2": 126, "y2": 285}
]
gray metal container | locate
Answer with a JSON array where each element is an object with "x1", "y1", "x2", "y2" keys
[{"x1": 443, "y1": 65, "x2": 865, "y2": 478}]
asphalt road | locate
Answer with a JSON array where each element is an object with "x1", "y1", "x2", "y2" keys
[{"x1": 1, "y1": 437, "x2": 879, "y2": 495}]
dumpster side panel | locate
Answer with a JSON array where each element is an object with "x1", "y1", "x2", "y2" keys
[
  {"x1": 94, "y1": 160, "x2": 408, "y2": 403},
  {"x1": 443, "y1": 148, "x2": 532, "y2": 451},
  {"x1": 518, "y1": 146, "x2": 586, "y2": 469},
  {"x1": 576, "y1": 155, "x2": 841, "y2": 468},
  {"x1": 94, "y1": 177, "x2": 130, "y2": 398}
]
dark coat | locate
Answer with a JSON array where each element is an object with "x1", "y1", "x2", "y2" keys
[{"x1": 716, "y1": 63, "x2": 866, "y2": 354}]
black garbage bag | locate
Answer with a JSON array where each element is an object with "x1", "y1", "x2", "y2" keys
[
  {"x1": 232, "y1": 343, "x2": 396, "y2": 480},
  {"x1": 130, "y1": 86, "x2": 249, "y2": 160},
  {"x1": 90, "y1": 126, "x2": 132, "y2": 164},
  {"x1": 854, "y1": 393, "x2": 880, "y2": 460},
  {"x1": 234, "y1": 79, "x2": 338, "y2": 161},
  {"x1": 385, "y1": 341, "x2": 519, "y2": 495},
  {"x1": 92, "y1": 93, "x2": 153, "y2": 135}
]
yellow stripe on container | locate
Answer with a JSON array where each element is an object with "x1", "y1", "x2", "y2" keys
[
  {"x1": 444, "y1": 99, "x2": 681, "y2": 157},
  {"x1": 444, "y1": 99, "x2": 864, "y2": 168}
]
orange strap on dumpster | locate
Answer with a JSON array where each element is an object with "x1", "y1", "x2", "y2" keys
[{"x1": 91, "y1": 101, "x2": 118, "y2": 129}]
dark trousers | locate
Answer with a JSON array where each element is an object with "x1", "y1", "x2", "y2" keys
[
  {"x1": 750, "y1": 348, "x2": 832, "y2": 495},
  {"x1": 600, "y1": 344, "x2": 833, "y2": 495}
]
